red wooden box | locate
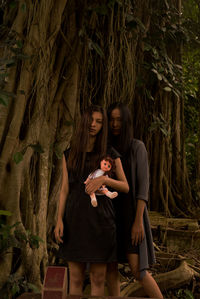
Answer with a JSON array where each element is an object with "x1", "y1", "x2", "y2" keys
[{"x1": 42, "y1": 266, "x2": 68, "y2": 299}]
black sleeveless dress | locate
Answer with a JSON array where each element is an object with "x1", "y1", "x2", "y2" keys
[{"x1": 58, "y1": 148, "x2": 119, "y2": 263}]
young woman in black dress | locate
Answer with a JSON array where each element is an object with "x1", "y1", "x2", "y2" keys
[
  {"x1": 106, "y1": 103, "x2": 163, "y2": 299},
  {"x1": 54, "y1": 105, "x2": 129, "y2": 296}
]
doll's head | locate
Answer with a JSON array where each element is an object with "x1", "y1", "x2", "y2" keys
[{"x1": 100, "y1": 156, "x2": 115, "y2": 176}]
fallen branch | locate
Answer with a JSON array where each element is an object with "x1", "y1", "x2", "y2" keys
[{"x1": 121, "y1": 261, "x2": 200, "y2": 297}]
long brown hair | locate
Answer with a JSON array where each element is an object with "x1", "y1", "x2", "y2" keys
[{"x1": 67, "y1": 105, "x2": 108, "y2": 175}]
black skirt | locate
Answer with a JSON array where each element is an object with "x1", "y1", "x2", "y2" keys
[{"x1": 57, "y1": 150, "x2": 118, "y2": 263}]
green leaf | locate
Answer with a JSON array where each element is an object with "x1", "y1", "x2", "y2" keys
[
  {"x1": 19, "y1": 90, "x2": 25, "y2": 95},
  {"x1": 16, "y1": 40, "x2": 23, "y2": 48},
  {"x1": 151, "y1": 68, "x2": 162, "y2": 80},
  {"x1": 10, "y1": 222, "x2": 21, "y2": 228},
  {"x1": 187, "y1": 143, "x2": 195, "y2": 148},
  {"x1": 9, "y1": 1, "x2": 17, "y2": 9},
  {"x1": 0, "y1": 96, "x2": 9, "y2": 106},
  {"x1": 145, "y1": 89, "x2": 154, "y2": 101},
  {"x1": 151, "y1": 68, "x2": 158, "y2": 74},
  {"x1": 54, "y1": 148, "x2": 63, "y2": 159},
  {"x1": 29, "y1": 143, "x2": 44, "y2": 153},
  {"x1": 29, "y1": 234, "x2": 44, "y2": 249},
  {"x1": 21, "y1": 3, "x2": 26, "y2": 12},
  {"x1": 27, "y1": 283, "x2": 40, "y2": 293},
  {"x1": 160, "y1": 127, "x2": 168, "y2": 136},
  {"x1": 156, "y1": 73, "x2": 162, "y2": 81},
  {"x1": 14, "y1": 230, "x2": 28, "y2": 242},
  {"x1": 65, "y1": 120, "x2": 74, "y2": 126},
  {"x1": 126, "y1": 14, "x2": 134, "y2": 23},
  {"x1": 144, "y1": 43, "x2": 152, "y2": 51},
  {"x1": 163, "y1": 86, "x2": 172, "y2": 92},
  {"x1": 13, "y1": 152, "x2": 24, "y2": 164},
  {"x1": 0, "y1": 210, "x2": 12, "y2": 216},
  {"x1": 90, "y1": 41, "x2": 104, "y2": 57},
  {"x1": 11, "y1": 283, "x2": 20, "y2": 295},
  {"x1": 184, "y1": 289, "x2": 194, "y2": 299}
]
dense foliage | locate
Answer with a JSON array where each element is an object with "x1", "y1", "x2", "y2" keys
[{"x1": 182, "y1": 0, "x2": 200, "y2": 203}]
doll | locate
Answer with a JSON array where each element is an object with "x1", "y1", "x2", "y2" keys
[{"x1": 85, "y1": 156, "x2": 118, "y2": 207}]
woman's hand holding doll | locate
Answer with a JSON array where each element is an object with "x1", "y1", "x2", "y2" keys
[
  {"x1": 85, "y1": 176, "x2": 105, "y2": 195},
  {"x1": 84, "y1": 157, "x2": 118, "y2": 207}
]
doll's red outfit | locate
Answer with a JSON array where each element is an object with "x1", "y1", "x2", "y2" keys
[{"x1": 57, "y1": 148, "x2": 119, "y2": 263}]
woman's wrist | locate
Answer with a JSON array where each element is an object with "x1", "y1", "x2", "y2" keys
[
  {"x1": 103, "y1": 175, "x2": 107, "y2": 185},
  {"x1": 57, "y1": 215, "x2": 63, "y2": 222}
]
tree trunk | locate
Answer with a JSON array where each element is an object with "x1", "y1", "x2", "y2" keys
[
  {"x1": 0, "y1": 0, "x2": 196, "y2": 291},
  {"x1": 0, "y1": 0, "x2": 81, "y2": 288}
]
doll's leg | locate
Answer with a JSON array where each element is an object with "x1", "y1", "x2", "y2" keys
[
  {"x1": 90, "y1": 193, "x2": 98, "y2": 207},
  {"x1": 102, "y1": 189, "x2": 118, "y2": 199}
]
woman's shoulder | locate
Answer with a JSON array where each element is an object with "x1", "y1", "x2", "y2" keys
[
  {"x1": 130, "y1": 138, "x2": 147, "y2": 153},
  {"x1": 106, "y1": 145, "x2": 121, "y2": 159},
  {"x1": 131, "y1": 138, "x2": 146, "y2": 147}
]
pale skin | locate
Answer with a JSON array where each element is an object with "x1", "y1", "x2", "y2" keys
[
  {"x1": 54, "y1": 111, "x2": 129, "y2": 296},
  {"x1": 106, "y1": 108, "x2": 163, "y2": 299}
]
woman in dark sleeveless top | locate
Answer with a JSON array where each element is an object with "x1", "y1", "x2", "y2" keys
[{"x1": 54, "y1": 105, "x2": 129, "y2": 296}]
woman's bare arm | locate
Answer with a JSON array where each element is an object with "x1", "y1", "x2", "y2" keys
[{"x1": 85, "y1": 157, "x2": 129, "y2": 194}]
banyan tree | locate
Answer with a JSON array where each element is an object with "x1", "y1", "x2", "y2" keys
[{"x1": 0, "y1": 0, "x2": 198, "y2": 293}]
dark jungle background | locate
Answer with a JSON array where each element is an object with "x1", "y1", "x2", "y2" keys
[{"x1": 0, "y1": 0, "x2": 200, "y2": 298}]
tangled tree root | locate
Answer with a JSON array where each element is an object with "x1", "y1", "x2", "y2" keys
[{"x1": 121, "y1": 260, "x2": 200, "y2": 297}]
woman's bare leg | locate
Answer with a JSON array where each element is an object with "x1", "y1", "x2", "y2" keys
[
  {"x1": 90, "y1": 263, "x2": 107, "y2": 296},
  {"x1": 127, "y1": 253, "x2": 163, "y2": 299},
  {"x1": 106, "y1": 262, "x2": 120, "y2": 296},
  {"x1": 68, "y1": 261, "x2": 86, "y2": 295}
]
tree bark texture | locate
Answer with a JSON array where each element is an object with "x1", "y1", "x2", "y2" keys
[
  {"x1": 0, "y1": 0, "x2": 81, "y2": 288},
  {"x1": 0, "y1": 0, "x2": 195, "y2": 289}
]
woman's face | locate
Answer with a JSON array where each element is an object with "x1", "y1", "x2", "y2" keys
[
  {"x1": 89, "y1": 111, "x2": 103, "y2": 136},
  {"x1": 109, "y1": 108, "x2": 122, "y2": 136}
]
